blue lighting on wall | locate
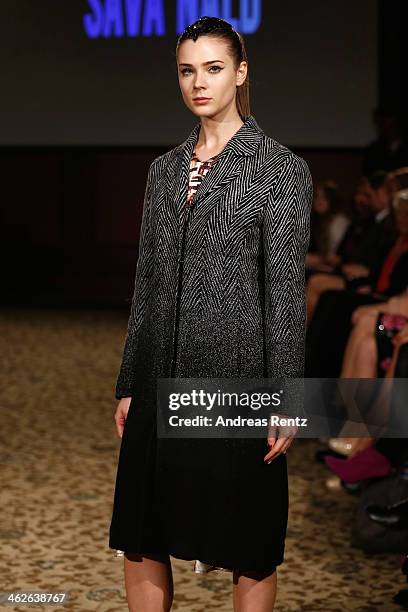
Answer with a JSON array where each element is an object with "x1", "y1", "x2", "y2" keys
[{"x1": 83, "y1": 0, "x2": 262, "y2": 38}]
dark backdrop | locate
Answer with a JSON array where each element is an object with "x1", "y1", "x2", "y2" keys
[
  {"x1": 2, "y1": 0, "x2": 377, "y2": 146},
  {"x1": 1, "y1": 0, "x2": 406, "y2": 307}
]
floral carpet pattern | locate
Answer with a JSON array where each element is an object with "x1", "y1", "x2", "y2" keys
[{"x1": 0, "y1": 307, "x2": 406, "y2": 611}]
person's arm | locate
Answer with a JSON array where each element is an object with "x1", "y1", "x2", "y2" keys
[
  {"x1": 263, "y1": 153, "x2": 313, "y2": 417},
  {"x1": 386, "y1": 291, "x2": 408, "y2": 315},
  {"x1": 328, "y1": 214, "x2": 350, "y2": 256},
  {"x1": 115, "y1": 160, "x2": 158, "y2": 400}
]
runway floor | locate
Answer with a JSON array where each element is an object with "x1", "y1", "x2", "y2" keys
[{"x1": 0, "y1": 307, "x2": 405, "y2": 611}]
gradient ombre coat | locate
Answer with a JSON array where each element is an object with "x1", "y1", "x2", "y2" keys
[
  {"x1": 115, "y1": 115, "x2": 313, "y2": 400},
  {"x1": 109, "y1": 114, "x2": 313, "y2": 571}
]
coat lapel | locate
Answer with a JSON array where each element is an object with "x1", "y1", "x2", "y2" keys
[{"x1": 166, "y1": 115, "x2": 264, "y2": 224}]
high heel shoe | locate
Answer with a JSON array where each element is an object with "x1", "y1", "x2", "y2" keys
[
  {"x1": 327, "y1": 438, "x2": 355, "y2": 456},
  {"x1": 365, "y1": 496, "x2": 408, "y2": 529},
  {"x1": 324, "y1": 446, "x2": 393, "y2": 483}
]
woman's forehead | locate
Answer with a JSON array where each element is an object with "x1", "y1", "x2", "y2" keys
[{"x1": 178, "y1": 36, "x2": 230, "y2": 61}]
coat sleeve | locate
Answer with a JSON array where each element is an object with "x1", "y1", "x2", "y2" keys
[
  {"x1": 115, "y1": 160, "x2": 157, "y2": 400},
  {"x1": 262, "y1": 153, "x2": 313, "y2": 417}
]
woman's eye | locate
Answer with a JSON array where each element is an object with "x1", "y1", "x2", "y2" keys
[{"x1": 179, "y1": 66, "x2": 223, "y2": 76}]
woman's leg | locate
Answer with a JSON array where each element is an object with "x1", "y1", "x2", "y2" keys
[
  {"x1": 232, "y1": 567, "x2": 277, "y2": 611},
  {"x1": 306, "y1": 273, "x2": 345, "y2": 325},
  {"x1": 332, "y1": 333, "x2": 377, "y2": 441},
  {"x1": 348, "y1": 342, "x2": 408, "y2": 443},
  {"x1": 331, "y1": 315, "x2": 378, "y2": 447},
  {"x1": 341, "y1": 312, "x2": 378, "y2": 377},
  {"x1": 124, "y1": 553, "x2": 173, "y2": 612},
  {"x1": 347, "y1": 329, "x2": 378, "y2": 378}
]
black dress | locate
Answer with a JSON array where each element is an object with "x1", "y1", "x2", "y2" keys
[{"x1": 109, "y1": 145, "x2": 290, "y2": 574}]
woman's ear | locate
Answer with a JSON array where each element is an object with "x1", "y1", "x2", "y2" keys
[{"x1": 236, "y1": 61, "x2": 247, "y2": 86}]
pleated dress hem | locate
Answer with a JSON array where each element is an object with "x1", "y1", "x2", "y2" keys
[{"x1": 109, "y1": 544, "x2": 282, "y2": 574}]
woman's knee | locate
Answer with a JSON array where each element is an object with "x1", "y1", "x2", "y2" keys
[
  {"x1": 354, "y1": 312, "x2": 378, "y2": 334},
  {"x1": 356, "y1": 335, "x2": 377, "y2": 363}
]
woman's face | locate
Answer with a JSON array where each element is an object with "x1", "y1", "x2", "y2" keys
[
  {"x1": 395, "y1": 199, "x2": 408, "y2": 235},
  {"x1": 312, "y1": 185, "x2": 329, "y2": 214},
  {"x1": 177, "y1": 36, "x2": 247, "y2": 118}
]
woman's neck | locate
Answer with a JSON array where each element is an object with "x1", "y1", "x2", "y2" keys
[{"x1": 195, "y1": 113, "x2": 244, "y2": 159}]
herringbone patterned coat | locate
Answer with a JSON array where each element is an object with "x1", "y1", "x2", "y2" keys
[
  {"x1": 109, "y1": 114, "x2": 313, "y2": 570},
  {"x1": 115, "y1": 114, "x2": 313, "y2": 403}
]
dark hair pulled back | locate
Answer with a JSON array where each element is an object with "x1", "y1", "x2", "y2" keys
[{"x1": 176, "y1": 16, "x2": 250, "y2": 120}]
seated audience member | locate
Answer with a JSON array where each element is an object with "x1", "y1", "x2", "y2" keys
[
  {"x1": 305, "y1": 188, "x2": 408, "y2": 378},
  {"x1": 324, "y1": 292, "x2": 408, "y2": 454},
  {"x1": 333, "y1": 177, "x2": 375, "y2": 266},
  {"x1": 306, "y1": 180, "x2": 350, "y2": 270},
  {"x1": 390, "y1": 165, "x2": 408, "y2": 192},
  {"x1": 345, "y1": 292, "x2": 408, "y2": 378},
  {"x1": 339, "y1": 165, "x2": 408, "y2": 266},
  {"x1": 322, "y1": 320, "x2": 408, "y2": 483},
  {"x1": 307, "y1": 170, "x2": 397, "y2": 323}
]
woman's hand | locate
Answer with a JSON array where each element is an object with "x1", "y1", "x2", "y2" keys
[
  {"x1": 306, "y1": 252, "x2": 323, "y2": 267},
  {"x1": 314, "y1": 263, "x2": 335, "y2": 273},
  {"x1": 325, "y1": 253, "x2": 341, "y2": 267},
  {"x1": 356, "y1": 285, "x2": 372, "y2": 295},
  {"x1": 114, "y1": 397, "x2": 132, "y2": 438},
  {"x1": 342, "y1": 263, "x2": 370, "y2": 279},
  {"x1": 392, "y1": 324, "x2": 408, "y2": 348},
  {"x1": 264, "y1": 422, "x2": 298, "y2": 463}
]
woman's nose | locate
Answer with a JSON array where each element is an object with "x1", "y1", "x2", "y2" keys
[{"x1": 193, "y1": 72, "x2": 207, "y2": 89}]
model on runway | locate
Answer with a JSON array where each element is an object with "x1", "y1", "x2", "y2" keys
[{"x1": 109, "y1": 15, "x2": 313, "y2": 611}]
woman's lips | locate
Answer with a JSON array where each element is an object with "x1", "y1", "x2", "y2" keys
[{"x1": 193, "y1": 98, "x2": 211, "y2": 104}]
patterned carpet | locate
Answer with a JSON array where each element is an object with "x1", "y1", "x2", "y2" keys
[{"x1": 0, "y1": 307, "x2": 406, "y2": 611}]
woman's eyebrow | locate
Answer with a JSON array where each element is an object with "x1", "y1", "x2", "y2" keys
[{"x1": 178, "y1": 60, "x2": 225, "y2": 67}]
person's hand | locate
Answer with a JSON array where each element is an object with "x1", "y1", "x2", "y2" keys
[
  {"x1": 264, "y1": 420, "x2": 298, "y2": 463},
  {"x1": 114, "y1": 397, "x2": 132, "y2": 438},
  {"x1": 392, "y1": 324, "x2": 408, "y2": 348},
  {"x1": 325, "y1": 253, "x2": 341, "y2": 267},
  {"x1": 356, "y1": 285, "x2": 372, "y2": 295},
  {"x1": 314, "y1": 263, "x2": 334, "y2": 273},
  {"x1": 306, "y1": 253, "x2": 323, "y2": 267},
  {"x1": 341, "y1": 263, "x2": 370, "y2": 279}
]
